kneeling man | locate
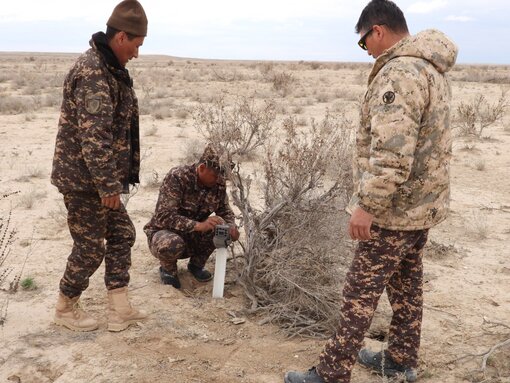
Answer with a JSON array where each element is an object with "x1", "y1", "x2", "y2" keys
[{"x1": 144, "y1": 144, "x2": 239, "y2": 288}]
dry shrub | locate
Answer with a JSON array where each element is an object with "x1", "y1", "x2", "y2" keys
[
  {"x1": 308, "y1": 61, "x2": 322, "y2": 70},
  {"x1": 19, "y1": 189, "x2": 46, "y2": 210},
  {"x1": 231, "y1": 113, "x2": 355, "y2": 337},
  {"x1": 175, "y1": 108, "x2": 189, "y2": 119},
  {"x1": 193, "y1": 96, "x2": 276, "y2": 158},
  {"x1": 424, "y1": 240, "x2": 458, "y2": 261},
  {"x1": 454, "y1": 67, "x2": 510, "y2": 84},
  {"x1": 270, "y1": 71, "x2": 295, "y2": 97},
  {"x1": 1, "y1": 192, "x2": 30, "y2": 327},
  {"x1": 0, "y1": 96, "x2": 36, "y2": 115},
  {"x1": 454, "y1": 90, "x2": 507, "y2": 138},
  {"x1": 316, "y1": 92, "x2": 330, "y2": 103},
  {"x1": 466, "y1": 210, "x2": 489, "y2": 240},
  {"x1": 258, "y1": 61, "x2": 275, "y2": 78}
]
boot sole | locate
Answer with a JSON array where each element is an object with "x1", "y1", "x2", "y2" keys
[
  {"x1": 107, "y1": 319, "x2": 141, "y2": 332},
  {"x1": 54, "y1": 318, "x2": 98, "y2": 332}
]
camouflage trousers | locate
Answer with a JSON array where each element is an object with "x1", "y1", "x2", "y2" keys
[
  {"x1": 147, "y1": 229, "x2": 215, "y2": 274},
  {"x1": 59, "y1": 192, "x2": 135, "y2": 298},
  {"x1": 316, "y1": 225, "x2": 429, "y2": 383}
]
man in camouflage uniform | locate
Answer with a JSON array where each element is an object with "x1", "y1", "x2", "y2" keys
[
  {"x1": 51, "y1": 0, "x2": 149, "y2": 332},
  {"x1": 285, "y1": 1, "x2": 458, "y2": 382},
  {"x1": 144, "y1": 144, "x2": 240, "y2": 289}
]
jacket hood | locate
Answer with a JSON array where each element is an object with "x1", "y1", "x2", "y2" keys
[{"x1": 369, "y1": 29, "x2": 458, "y2": 82}]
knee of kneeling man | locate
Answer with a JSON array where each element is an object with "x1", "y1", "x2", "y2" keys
[{"x1": 153, "y1": 234, "x2": 185, "y2": 255}]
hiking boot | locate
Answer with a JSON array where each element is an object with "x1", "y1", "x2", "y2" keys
[
  {"x1": 159, "y1": 267, "x2": 181, "y2": 288},
  {"x1": 284, "y1": 367, "x2": 326, "y2": 383},
  {"x1": 107, "y1": 287, "x2": 148, "y2": 332},
  {"x1": 358, "y1": 349, "x2": 417, "y2": 382},
  {"x1": 54, "y1": 293, "x2": 99, "y2": 332},
  {"x1": 187, "y1": 263, "x2": 213, "y2": 282}
]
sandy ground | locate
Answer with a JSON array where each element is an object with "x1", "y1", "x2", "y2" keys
[{"x1": 0, "y1": 53, "x2": 509, "y2": 383}]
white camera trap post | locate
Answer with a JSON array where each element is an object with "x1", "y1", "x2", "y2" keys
[{"x1": 212, "y1": 224, "x2": 231, "y2": 298}]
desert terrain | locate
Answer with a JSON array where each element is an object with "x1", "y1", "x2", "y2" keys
[{"x1": 0, "y1": 52, "x2": 509, "y2": 383}]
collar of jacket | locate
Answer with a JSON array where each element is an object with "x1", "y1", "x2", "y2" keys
[{"x1": 90, "y1": 32, "x2": 133, "y2": 88}]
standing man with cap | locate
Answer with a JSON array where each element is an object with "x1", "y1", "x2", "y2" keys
[
  {"x1": 144, "y1": 143, "x2": 240, "y2": 289},
  {"x1": 285, "y1": 0, "x2": 458, "y2": 382},
  {"x1": 51, "y1": 0, "x2": 149, "y2": 332}
]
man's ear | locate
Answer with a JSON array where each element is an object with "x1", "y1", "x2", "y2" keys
[{"x1": 117, "y1": 31, "x2": 127, "y2": 45}]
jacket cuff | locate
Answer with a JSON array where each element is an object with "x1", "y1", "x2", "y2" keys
[{"x1": 97, "y1": 183, "x2": 123, "y2": 198}]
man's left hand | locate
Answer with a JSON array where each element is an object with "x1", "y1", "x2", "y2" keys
[
  {"x1": 229, "y1": 225, "x2": 240, "y2": 242},
  {"x1": 348, "y1": 207, "x2": 374, "y2": 241}
]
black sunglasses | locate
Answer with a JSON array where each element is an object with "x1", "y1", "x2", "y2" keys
[{"x1": 358, "y1": 23, "x2": 386, "y2": 50}]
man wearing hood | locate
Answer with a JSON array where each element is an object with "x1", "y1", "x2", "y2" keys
[
  {"x1": 285, "y1": 1, "x2": 458, "y2": 382},
  {"x1": 51, "y1": 0, "x2": 148, "y2": 332},
  {"x1": 143, "y1": 143, "x2": 240, "y2": 289}
]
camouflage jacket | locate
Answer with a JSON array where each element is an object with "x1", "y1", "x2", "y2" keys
[
  {"x1": 348, "y1": 29, "x2": 458, "y2": 230},
  {"x1": 144, "y1": 165, "x2": 235, "y2": 238},
  {"x1": 51, "y1": 33, "x2": 140, "y2": 198}
]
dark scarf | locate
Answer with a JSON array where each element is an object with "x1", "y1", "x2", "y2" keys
[
  {"x1": 90, "y1": 32, "x2": 140, "y2": 187},
  {"x1": 91, "y1": 32, "x2": 133, "y2": 87}
]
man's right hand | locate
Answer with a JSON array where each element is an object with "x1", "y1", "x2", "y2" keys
[
  {"x1": 101, "y1": 194, "x2": 121, "y2": 210},
  {"x1": 194, "y1": 216, "x2": 224, "y2": 232}
]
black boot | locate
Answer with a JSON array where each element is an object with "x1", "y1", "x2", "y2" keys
[
  {"x1": 159, "y1": 267, "x2": 181, "y2": 289},
  {"x1": 358, "y1": 349, "x2": 417, "y2": 382},
  {"x1": 187, "y1": 263, "x2": 213, "y2": 282}
]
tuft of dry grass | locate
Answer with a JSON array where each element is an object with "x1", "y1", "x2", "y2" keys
[{"x1": 19, "y1": 189, "x2": 47, "y2": 210}]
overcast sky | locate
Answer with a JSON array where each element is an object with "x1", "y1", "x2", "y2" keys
[{"x1": 0, "y1": 0, "x2": 508, "y2": 64}]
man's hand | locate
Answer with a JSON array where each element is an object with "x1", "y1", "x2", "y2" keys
[
  {"x1": 194, "y1": 216, "x2": 224, "y2": 232},
  {"x1": 101, "y1": 194, "x2": 121, "y2": 210},
  {"x1": 348, "y1": 207, "x2": 374, "y2": 241},
  {"x1": 229, "y1": 225, "x2": 240, "y2": 242}
]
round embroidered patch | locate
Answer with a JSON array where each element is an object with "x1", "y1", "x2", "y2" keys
[
  {"x1": 85, "y1": 93, "x2": 102, "y2": 114},
  {"x1": 383, "y1": 91, "x2": 395, "y2": 104}
]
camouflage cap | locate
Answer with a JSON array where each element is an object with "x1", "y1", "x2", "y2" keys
[
  {"x1": 107, "y1": 0, "x2": 148, "y2": 37},
  {"x1": 199, "y1": 143, "x2": 221, "y2": 171}
]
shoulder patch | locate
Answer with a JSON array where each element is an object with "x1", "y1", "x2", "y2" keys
[
  {"x1": 382, "y1": 91, "x2": 395, "y2": 105},
  {"x1": 84, "y1": 93, "x2": 102, "y2": 114}
]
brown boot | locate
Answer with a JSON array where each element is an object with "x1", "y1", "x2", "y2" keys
[
  {"x1": 107, "y1": 287, "x2": 148, "y2": 332},
  {"x1": 54, "y1": 292, "x2": 99, "y2": 332}
]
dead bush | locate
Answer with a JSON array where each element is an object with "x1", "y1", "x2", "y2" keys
[
  {"x1": 258, "y1": 61, "x2": 275, "y2": 78},
  {"x1": 454, "y1": 90, "x2": 507, "y2": 138},
  {"x1": 230, "y1": 113, "x2": 355, "y2": 337},
  {"x1": 271, "y1": 71, "x2": 295, "y2": 97},
  {"x1": 192, "y1": 96, "x2": 276, "y2": 158},
  {"x1": 0, "y1": 96, "x2": 36, "y2": 115},
  {"x1": 19, "y1": 189, "x2": 46, "y2": 210},
  {"x1": 1, "y1": 192, "x2": 31, "y2": 327}
]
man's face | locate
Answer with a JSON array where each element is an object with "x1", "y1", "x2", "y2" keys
[
  {"x1": 116, "y1": 32, "x2": 145, "y2": 67},
  {"x1": 197, "y1": 164, "x2": 220, "y2": 188},
  {"x1": 358, "y1": 25, "x2": 385, "y2": 59}
]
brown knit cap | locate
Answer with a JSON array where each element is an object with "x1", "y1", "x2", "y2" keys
[{"x1": 107, "y1": 0, "x2": 148, "y2": 37}]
